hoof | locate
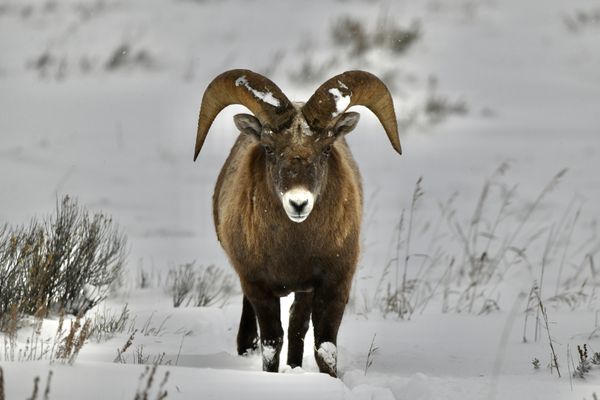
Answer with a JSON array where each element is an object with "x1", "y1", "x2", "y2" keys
[
  {"x1": 261, "y1": 338, "x2": 283, "y2": 372},
  {"x1": 237, "y1": 337, "x2": 258, "y2": 356},
  {"x1": 315, "y1": 342, "x2": 337, "y2": 377}
]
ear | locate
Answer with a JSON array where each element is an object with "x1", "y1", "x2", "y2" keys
[
  {"x1": 234, "y1": 113, "x2": 262, "y2": 139},
  {"x1": 332, "y1": 112, "x2": 360, "y2": 136}
]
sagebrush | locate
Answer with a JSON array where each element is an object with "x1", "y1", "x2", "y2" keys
[
  {"x1": 165, "y1": 262, "x2": 235, "y2": 308},
  {"x1": 0, "y1": 196, "x2": 127, "y2": 330}
]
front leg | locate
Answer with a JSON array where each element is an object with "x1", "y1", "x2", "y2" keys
[
  {"x1": 244, "y1": 284, "x2": 283, "y2": 373},
  {"x1": 311, "y1": 281, "x2": 350, "y2": 377},
  {"x1": 287, "y1": 291, "x2": 313, "y2": 368}
]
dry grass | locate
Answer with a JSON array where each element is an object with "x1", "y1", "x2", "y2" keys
[
  {"x1": 364, "y1": 333, "x2": 379, "y2": 376},
  {"x1": 573, "y1": 344, "x2": 592, "y2": 378},
  {"x1": 55, "y1": 316, "x2": 92, "y2": 364},
  {"x1": 380, "y1": 177, "x2": 424, "y2": 319},
  {"x1": 113, "y1": 330, "x2": 170, "y2": 366},
  {"x1": 535, "y1": 292, "x2": 561, "y2": 377},
  {"x1": 355, "y1": 165, "x2": 599, "y2": 318},
  {"x1": 134, "y1": 365, "x2": 169, "y2": 400},
  {"x1": 114, "y1": 330, "x2": 137, "y2": 363},
  {"x1": 0, "y1": 365, "x2": 169, "y2": 400},
  {"x1": 1, "y1": 301, "x2": 92, "y2": 365},
  {"x1": 90, "y1": 304, "x2": 132, "y2": 342}
]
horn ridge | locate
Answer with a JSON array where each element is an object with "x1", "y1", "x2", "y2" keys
[
  {"x1": 302, "y1": 70, "x2": 402, "y2": 154},
  {"x1": 194, "y1": 69, "x2": 294, "y2": 161}
]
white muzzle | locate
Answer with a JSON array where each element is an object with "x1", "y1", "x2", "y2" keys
[{"x1": 282, "y1": 188, "x2": 315, "y2": 223}]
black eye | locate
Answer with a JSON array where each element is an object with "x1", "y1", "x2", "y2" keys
[
  {"x1": 323, "y1": 145, "x2": 332, "y2": 156},
  {"x1": 264, "y1": 145, "x2": 274, "y2": 155}
]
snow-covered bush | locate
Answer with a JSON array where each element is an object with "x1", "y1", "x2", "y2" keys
[{"x1": 0, "y1": 196, "x2": 127, "y2": 330}]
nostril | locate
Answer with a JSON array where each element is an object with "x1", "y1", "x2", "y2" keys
[{"x1": 289, "y1": 199, "x2": 308, "y2": 213}]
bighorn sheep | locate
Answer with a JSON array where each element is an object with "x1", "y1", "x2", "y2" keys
[{"x1": 193, "y1": 69, "x2": 401, "y2": 377}]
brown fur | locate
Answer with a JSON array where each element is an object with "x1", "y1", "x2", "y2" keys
[
  {"x1": 213, "y1": 130, "x2": 363, "y2": 376},
  {"x1": 195, "y1": 69, "x2": 400, "y2": 377},
  {"x1": 214, "y1": 133, "x2": 362, "y2": 296}
]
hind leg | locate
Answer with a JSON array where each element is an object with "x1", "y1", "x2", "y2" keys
[
  {"x1": 237, "y1": 295, "x2": 258, "y2": 355},
  {"x1": 287, "y1": 291, "x2": 313, "y2": 368}
]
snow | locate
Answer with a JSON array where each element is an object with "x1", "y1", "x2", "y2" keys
[
  {"x1": 235, "y1": 75, "x2": 281, "y2": 107},
  {"x1": 317, "y1": 342, "x2": 337, "y2": 371},
  {"x1": 299, "y1": 115, "x2": 313, "y2": 136},
  {"x1": 1, "y1": 0, "x2": 600, "y2": 399},
  {"x1": 0, "y1": 361, "x2": 350, "y2": 400},
  {"x1": 262, "y1": 344, "x2": 277, "y2": 364},
  {"x1": 328, "y1": 88, "x2": 352, "y2": 117},
  {"x1": 337, "y1": 80, "x2": 349, "y2": 90}
]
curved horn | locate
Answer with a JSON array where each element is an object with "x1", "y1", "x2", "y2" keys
[
  {"x1": 194, "y1": 69, "x2": 294, "y2": 161},
  {"x1": 302, "y1": 70, "x2": 402, "y2": 154}
]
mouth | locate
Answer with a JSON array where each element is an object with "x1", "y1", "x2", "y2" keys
[{"x1": 288, "y1": 213, "x2": 309, "y2": 223}]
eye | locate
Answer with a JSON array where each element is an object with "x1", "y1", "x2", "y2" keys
[
  {"x1": 323, "y1": 145, "x2": 332, "y2": 156},
  {"x1": 263, "y1": 145, "x2": 274, "y2": 155}
]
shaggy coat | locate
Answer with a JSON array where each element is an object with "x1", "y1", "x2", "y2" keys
[
  {"x1": 213, "y1": 132, "x2": 362, "y2": 375},
  {"x1": 194, "y1": 69, "x2": 400, "y2": 377}
]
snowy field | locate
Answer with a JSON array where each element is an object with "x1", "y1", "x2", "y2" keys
[{"x1": 1, "y1": 0, "x2": 599, "y2": 399}]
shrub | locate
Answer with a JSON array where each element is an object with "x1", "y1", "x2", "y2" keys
[
  {"x1": 165, "y1": 263, "x2": 196, "y2": 307},
  {"x1": 192, "y1": 264, "x2": 235, "y2": 307},
  {"x1": 331, "y1": 16, "x2": 370, "y2": 56},
  {"x1": 564, "y1": 8, "x2": 600, "y2": 33},
  {"x1": 331, "y1": 14, "x2": 421, "y2": 57},
  {"x1": 165, "y1": 262, "x2": 235, "y2": 308},
  {"x1": 423, "y1": 77, "x2": 468, "y2": 124},
  {"x1": 0, "y1": 196, "x2": 127, "y2": 330},
  {"x1": 105, "y1": 43, "x2": 156, "y2": 71},
  {"x1": 90, "y1": 304, "x2": 131, "y2": 342}
]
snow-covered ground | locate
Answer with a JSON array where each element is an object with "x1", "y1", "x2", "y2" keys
[{"x1": 1, "y1": 0, "x2": 599, "y2": 399}]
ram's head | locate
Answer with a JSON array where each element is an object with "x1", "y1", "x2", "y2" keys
[{"x1": 194, "y1": 70, "x2": 401, "y2": 223}]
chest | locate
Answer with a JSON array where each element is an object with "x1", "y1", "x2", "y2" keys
[{"x1": 221, "y1": 197, "x2": 359, "y2": 292}]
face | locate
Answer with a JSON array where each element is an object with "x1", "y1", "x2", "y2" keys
[{"x1": 234, "y1": 109, "x2": 359, "y2": 223}]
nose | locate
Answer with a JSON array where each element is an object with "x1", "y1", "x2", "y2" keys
[
  {"x1": 289, "y1": 198, "x2": 308, "y2": 213},
  {"x1": 281, "y1": 188, "x2": 315, "y2": 223}
]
